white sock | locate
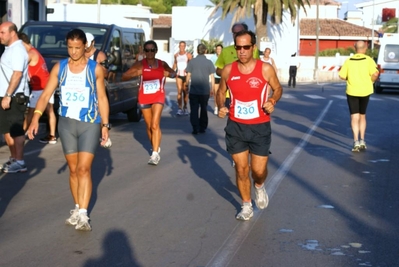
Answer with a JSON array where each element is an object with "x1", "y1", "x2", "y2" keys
[
  {"x1": 255, "y1": 183, "x2": 264, "y2": 190},
  {"x1": 16, "y1": 160, "x2": 25, "y2": 166},
  {"x1": 75, "y1": 204, "x2": 79, "y2": 209},
  {"x1": 78, "y1": 209, "x2": 87, "y2": 215}
]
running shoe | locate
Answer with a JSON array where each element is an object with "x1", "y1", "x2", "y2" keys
[
  {"x1": 39, "y1": 135, "x2": 57, "y2": 144},
  {"x1": 352, "y1": 140, "x2": 360, "y2": 152},
  {"x1": 148, "y1": 153, "x2": 160, "y2": 165},
  {"x1": 75, "y1": 213, "x2": 92, "y2": 231},
  {"x1": 214, "y1": 107, "x2": 218, "y2": 115},
  {"x1": 359, "y1": 139, "x2": 367, "y2": 150},
  {"x1": 2, "y1": 161, "x2": 27, "y2": 173},
  {"x1": 65, "y1": 207, "x2": 79, "y2": 226},
  {"x1": 176, "y1": 109, "x2": 183, "y2": 116},
  {"x1": 183, "y1": 108, "x2": 189, "y2": 116},
  {"x1": 0, "y1": 158, "x2": 14, "y2": 171},
  {"x1": 254, "y1": 184, "x2": 269, "y2": 209},
  {"x1": 236, "y1": 203, "x2": 253, "y2": 221}
]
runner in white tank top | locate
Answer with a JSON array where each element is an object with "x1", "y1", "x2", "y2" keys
[{"x1": 173, "y1": 41, "x2": 192, "y2": 116}]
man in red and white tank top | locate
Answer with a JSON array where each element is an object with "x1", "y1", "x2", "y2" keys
[
  {"x1": 173, "y1": 41, "x2": 192, "y2": 116},
  {"x1": 216, "y1": 30, "x2": 283, "y2": 221},
  {"x1": 18, "y1": 33, "x2": 58, "y2": 145}
]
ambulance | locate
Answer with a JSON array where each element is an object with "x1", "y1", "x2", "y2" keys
[{"x1": 374, "y1": 33, "x2": 399, "y2": 93}]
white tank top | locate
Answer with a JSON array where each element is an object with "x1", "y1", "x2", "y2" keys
[
  {"x1": 176, "y1": 53, "x2": 189, "y2": 76},
  {"x1": 261, "y1": 57, "x2": 272, "y2": 64},
  {"x1": 61, "y1": 65, "x2": 89, "y2": 120}
]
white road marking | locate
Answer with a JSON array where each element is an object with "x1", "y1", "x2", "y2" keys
[
  {"x1": 206, "y1": 100, "x2": 333, "y2": 267},
  {"x1": 305, "y1": 95, "x2": 326, "y2": 99}
]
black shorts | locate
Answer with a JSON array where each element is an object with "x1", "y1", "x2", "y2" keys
[
  {"x1": 225, "y1": 119, "x2": 271, "y2": 156},
  {"x1": 177, "y1": 76, "x2": 186, "y2": 83},
  {"x1": 346, "y1": 94, "x2": 370, "y2": 115},
  {"x1": 215, "y1": 77, "x2": 221, "y2": 84},
  {"x1": 0, "y1": 97, "x2": 27, "y2": 137}
]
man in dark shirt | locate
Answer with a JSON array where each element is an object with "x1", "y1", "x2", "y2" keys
[{"x1": 186, "y1": 44, "x2": 215, "y2": 134}]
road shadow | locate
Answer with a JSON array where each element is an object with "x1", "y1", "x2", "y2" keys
[
  {"x1": 176, "y1": 139, "x2": 240, "y2": 210},
  {"x1": 0, "y1": 155, "x2": 45, "y2": 218},
  {"x1": 83, "y1": 229, "x2": 142, "y2": 267}
]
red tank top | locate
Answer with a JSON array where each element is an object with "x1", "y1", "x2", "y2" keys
[
  {"x1": 29, "y1": 47, "x2": 49, "y2": 91},
  {"x1": 139, "y1": 59, "x2": 166, "y2": 105},
  {"x1": 227, "y1": 60, "x2": 270, "y2": 124}
]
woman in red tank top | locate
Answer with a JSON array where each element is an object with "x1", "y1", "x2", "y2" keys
[{"x1": 122, "y1": 40, "x2": 176, "y2": 166}]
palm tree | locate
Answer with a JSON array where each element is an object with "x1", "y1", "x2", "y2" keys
[{"x1": 213, "y1": 0, "x2": 310, "y2": 45}]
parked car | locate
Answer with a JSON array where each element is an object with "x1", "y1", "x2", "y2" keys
[
  {"x1": 374, "y1": 34, "x2": 399, "y2": 94},
  {"x1": 20, "y1": 21, "x2": 145, "y2": 121}
]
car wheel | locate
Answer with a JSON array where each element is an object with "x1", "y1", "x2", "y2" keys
[{"x1": 126, "y1": 107, "x2": 142, "y2": 122}]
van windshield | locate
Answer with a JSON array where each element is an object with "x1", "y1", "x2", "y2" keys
[{"x1": 21, "y1": 25, "x2": 108, "y2": 57}]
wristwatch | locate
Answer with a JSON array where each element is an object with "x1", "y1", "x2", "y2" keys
[
  {"x1": 4, "y1": 93, "x2": 12, "y2": 97},
  {"x1": 102, "y1": 123, "x2": 111, "y2": 130}
]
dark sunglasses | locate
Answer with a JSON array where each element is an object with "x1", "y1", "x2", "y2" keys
[
  {"x1": 234, "y1": 45, "x2": 252, "y2": 50},
  {"x1": 144, "y1": 48, "x2": 156, "y2": 52}
]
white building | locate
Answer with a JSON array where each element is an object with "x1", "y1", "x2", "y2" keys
[
  {"x1": 0, "y1": 0, "x2": 47, "y2": 29},
  {"x1": 349, "y1": 0, "x2": 399, "y2": 32},
  {"x1": 46, "y1": 3, "x2": 158, "y2": 41}
]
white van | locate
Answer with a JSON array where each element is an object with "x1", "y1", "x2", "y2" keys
[{"x1": 375, "y1": 34, "x2": 399, "y2": 93}]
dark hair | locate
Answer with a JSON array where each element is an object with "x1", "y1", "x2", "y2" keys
[
  {"x1": 66, "y1": 29, "x2": 87, "y2": 46},
  {"x1": 216, "y1": 44, "x2": 223, "y2": 49},
  {"x1": 197, "y1": 43, "x2": 207, "y2": 55},
  {"x1": 18, "y1": 32, "x2": 30, "y2": 45},
  {"x1": 8, "y1": 23, "x2": 18, "y2": 33},
  {"x1": 231, "y1": 22, "x2": 248, "y2": 32},
  {"x1": 144, "y1": 40, "x2": 158, "y2": 51},
  {"x1": 234, "y1": 30, "x2": 256, "y2": 46}
]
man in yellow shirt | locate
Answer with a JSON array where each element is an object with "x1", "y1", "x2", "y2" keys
[
  {"x1": 339, "y1": 41, "x2": 379, "y2": 152},
  {"x1": 215, "y1": 22, "x2": 260, "y2": 107}
]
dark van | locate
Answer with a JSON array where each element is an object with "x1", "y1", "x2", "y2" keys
[{"x1": 20, "y1": 21, "x2": 145, "y2": 122}]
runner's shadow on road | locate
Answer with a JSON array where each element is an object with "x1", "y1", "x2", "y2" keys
[
  {"x1": 83, "y1": 229, "x2": 142, "y2": 267},
  {"x1": 177, "y1": 139, "x2": 240, "y2": 209},
  {"x1": 0, "y1": 156, "x2": 45, "y2": 218}
]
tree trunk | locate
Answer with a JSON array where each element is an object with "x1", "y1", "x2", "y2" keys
[{"x1": 253, "y1": 1, "x2": 267, "y2": 48}]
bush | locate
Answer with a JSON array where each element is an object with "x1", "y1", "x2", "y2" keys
[
  {"x1": 319, "y1": 47, "x2": 378, "y2": 59},
  {"x1": 201, "y1": 38, "x2": 223, "y2": 54}
]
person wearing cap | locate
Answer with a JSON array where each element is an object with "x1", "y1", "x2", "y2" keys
[{"x1": 85, "y1": 32, "x2": 108, "y2": 77}]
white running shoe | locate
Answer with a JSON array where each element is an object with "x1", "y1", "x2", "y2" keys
[
  {"x1": 176, "y1": 109, "x2": 183, "y2": 116},
  {"x1": 75, "y1": 213, "x2": 92, "y2": 231},
  {"x1": 359, "y1": 139, "x2": 367, "y2": 150},
  {"x1": 148, "y1": 153, "x2": 160, "y2": 165},
  {"x1": 214, "y1": 107, "x2": 218, "y2": 115},
  {"x1": 65, "y1": 207, "x2": 79, "y2": 226},
  {"x1": 254, "y1": 184, "x2": 269, "y2": 209},
  {"x1": 236, "y1": 203, "x2": 253, "y2": 221},
  {"x1": 352, "y1": 140, "x2": 360, "y2": 152}
]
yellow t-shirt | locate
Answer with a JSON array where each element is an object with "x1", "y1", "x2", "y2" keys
[
  {"x1": 338, "y1": 54, "x2": 378, "y2": 96},
  {"x1": 215, "y1": 45, "x2": 260, "y2": 98}
]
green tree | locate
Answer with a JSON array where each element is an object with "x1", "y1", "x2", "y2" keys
[
  {"x1": 381, "y1": 17, "x2": 398, "y2": 34},
  {"x1": 213, "y1": 0, "x2": 309, "y2": 46}
]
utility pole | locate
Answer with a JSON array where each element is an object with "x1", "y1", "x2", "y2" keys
[
  {"x1": 371, "y1": 0, "x2": 375, "y2": 50},
  {"x1": 97, "y1": 0, "x2": 101, "y2": 23},
  {"x1": 314, "y1": 0, "x2": 320, "y2": 80}
]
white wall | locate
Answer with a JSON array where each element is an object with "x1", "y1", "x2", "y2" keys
[
  {"x1": 46, "y1": 3, "x2": 156, "y2": 41},
  {"x1": 355, "y1": 0, "x2": 399, "y2": 30}
]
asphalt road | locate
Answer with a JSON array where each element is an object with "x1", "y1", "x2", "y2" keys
[{"x1": 0, "y1": 81, "x2": 398, "y2": 267}]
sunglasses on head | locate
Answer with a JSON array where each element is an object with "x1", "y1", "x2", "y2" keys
[
  {"x1": 234, "y1": 45, "x2": 252, "y2": 50},
  {"x1": 144, "y1": 48, "x2": 156, "y2": 52}
]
